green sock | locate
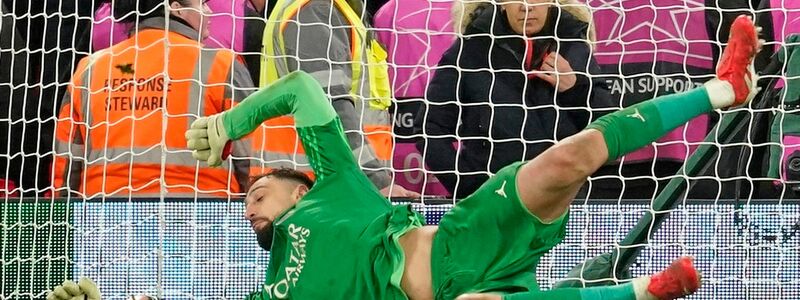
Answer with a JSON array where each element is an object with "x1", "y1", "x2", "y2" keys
[
  {"x1": 502, "y1": 282, "x2": 637, "y2": 300},
  {"x1": 503, "y1": 288, "x2": 583, "y2": 300},
  {"x1": 586, "y1": 86, "x2": 713, "y2": 161},
  {"x1": 579, "y1": 282, "x2": 638, "y2": 300}
]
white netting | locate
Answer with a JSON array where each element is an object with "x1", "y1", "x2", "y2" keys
[{"x1": 1, "y1": 0, "x2": 799, "y2": 299}]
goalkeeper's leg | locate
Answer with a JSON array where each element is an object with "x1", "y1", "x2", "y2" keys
[
  {"x1": 512, "y1": 15, "x2": 761, "y2": 223},
  {"x1": 456, "y1": 257, "x2": 700, "y2": 300},
  {"x1": 471, "y1": 15, "x2": 759, "y2": 300}
]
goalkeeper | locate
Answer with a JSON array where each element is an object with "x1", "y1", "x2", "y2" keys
[{"x1": 49, "y1": 15, "x2": 760, "y2": 300}]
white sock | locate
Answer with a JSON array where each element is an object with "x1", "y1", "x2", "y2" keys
[
  {"x1": 703, "y1": 78, "x2": 736, "y2": 109},
  {"x1": 632, "y1": 276, "x2": 657, "y2": 300}
]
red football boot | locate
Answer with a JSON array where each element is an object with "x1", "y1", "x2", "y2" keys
[
  {"x1": 716, "y1": 15, "x2": 760, "y2": 105},
  {"x1": 647, "y1": 256, "x2": 701, "y2": 300}
]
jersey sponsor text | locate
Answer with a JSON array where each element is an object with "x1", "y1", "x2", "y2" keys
[{"x1": 264, "y1": 223, "x2": 310, "y2": 299}]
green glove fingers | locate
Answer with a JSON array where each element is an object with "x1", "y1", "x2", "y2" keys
[
  {"x1": 52, "y1": 285, "x2": 71, "y2": 300},
  {"x1": 193, "y1": 149, "x2": 211, "y2": 161},
  {"x1": 186, "y1": 114, "x2": 230, "y2": 167},
  {"x1": 47, "y1": 277, "x2": 101, "y2": 300},
  {"x1": 62, "y1": 280, "x2": 80, "y2": 296},
  {"x1": 78, "y1": 277, "x2": 101, "y2": 300},
  {"x1": 189, "y1": 117, "x2": 209, "y2": 130},
  {"x1": 206, "y1": 114, "x2": 229, "y2": 167},
  {"x1": 186, "y1": 137, "x2": 210, "y2": 151}
]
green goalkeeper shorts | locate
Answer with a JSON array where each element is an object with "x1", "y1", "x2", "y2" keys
[{"x1": 430, "y1": 161, "x2": 569, "y2": 300}]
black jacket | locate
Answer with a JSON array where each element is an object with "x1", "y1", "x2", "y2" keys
[
  {"x1": 415, "y1": 4, "x2": 614, "y2": 198},
  {"x1": 1, "y1": 0, "x2": 96, "y2": 196}
]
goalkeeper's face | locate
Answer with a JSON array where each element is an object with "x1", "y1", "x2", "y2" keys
[
  {"x1": 244, "y1": 176, "x2": 309, "y2": 250},
  {"x1": 502, "y1": 0, "x2": 553, "y2": 36}
]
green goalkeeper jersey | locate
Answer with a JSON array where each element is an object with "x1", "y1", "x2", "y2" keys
[{"x1": 233, "y1": 73, "x2": 424, "y2": 300}]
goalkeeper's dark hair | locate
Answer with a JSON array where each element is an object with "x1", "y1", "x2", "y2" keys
[
  {"x1": 113, "y1": 0, "x2": 194, "y2": 24},
  {"x1": 249, "y1": 168, "x2": 315, "y2": 190}
]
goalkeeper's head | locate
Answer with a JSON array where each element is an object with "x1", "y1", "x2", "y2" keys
[{"x1": 245, "y1": 168, "x2": 315, "y2": 250}]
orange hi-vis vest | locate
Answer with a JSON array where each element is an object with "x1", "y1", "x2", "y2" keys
[
  {"x1": 52, "y1": 19, "x2": 250, "y2": 198},
  {"x1": 250, "y1": 0, "x2": 393, "y2": 178}
]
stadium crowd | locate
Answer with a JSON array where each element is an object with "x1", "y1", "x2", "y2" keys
[{"x1": 0, "y1": 0, "x2": 798, "y2": 200}]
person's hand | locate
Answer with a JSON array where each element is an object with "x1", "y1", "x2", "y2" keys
[
  {"x1": 185, "y1": 113, "x2": 232, "y2": 167},
  {"x1": 380, "y1": 184, "x2": 422, "y2": 199},
  {"x1": 47, "y1": 277, "x2": 101, "y2": 300},
  {"x1": 535, "y1": 52, "x2": 577, "y2": 92},
  {"x1": 456, "y1": 293, "x2": 502, "y2": 300}
]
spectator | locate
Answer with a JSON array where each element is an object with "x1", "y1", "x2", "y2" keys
[
  {"x1": 91, "y1": 0, "x2": 251, "y2": 52},
  {"x1": 254, "y1": 0, "x2": 419, "y2": 198},
  {"x1": 241, "y1": 0, "x2": 268, "y2": 85},
  {"x1": 416, "y1": 0, "x2": 614, "y2": 198},
  {"x1": 0, "y1": 0, "x2": 27, "y2": 197},
  {"x1": 0, "y1": 0, "x2": 97, "y2": 197},
  {"x1": 373, "y1": 0, "x2": 456, "y2": 196},
  {"x1": 366, "y1": 0, "x2": 389, "y2": 19},
  {"x1": 91, "y1": 0, "x2": 133, "y2": 52},
  {"x1": 51, "y1": 0, "x2": 253, "y2": 198},
  {"x1": 92, "y1": 0, "x2": 269, "y2": 86}
]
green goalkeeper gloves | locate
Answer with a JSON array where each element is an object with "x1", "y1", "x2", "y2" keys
[
  {"x1": 185, "y1": 71, "x2": 337, "y2": 167},
  {"x1": 47, "y1": 277, "x2": 101, "y2": 300},
  {"x1": 186, "y1": 113, "x2": 232, "y2": 167}
]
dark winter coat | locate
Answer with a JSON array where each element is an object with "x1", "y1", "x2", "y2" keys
[{"x1": 415, "y1": 4, "x2": 614, "y2": 198}]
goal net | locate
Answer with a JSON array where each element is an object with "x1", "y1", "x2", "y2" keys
[{"x1": 1, "y1": 0, "x2": 799, "y2": 299}]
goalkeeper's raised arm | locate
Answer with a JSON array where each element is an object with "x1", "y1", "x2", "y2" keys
[{"x1": 185, "y1": 71, "x2": 357, "y2": 181}]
